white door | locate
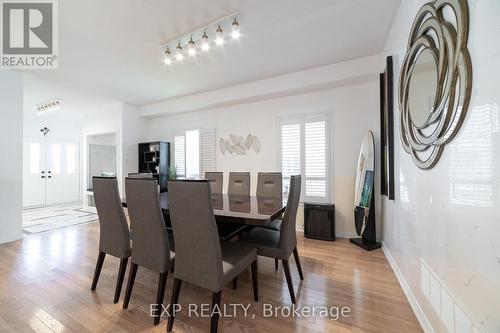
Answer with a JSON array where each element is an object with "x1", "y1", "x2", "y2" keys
[
  {"x1": 23, "y1": 138, "x2": 47, "y2": 207},
  {"x1": 45, "y1": 139, "x2": 80, "y2": 205},
  {"x1": 23, "y1": 137, "x2": 80, "y2": 207}
]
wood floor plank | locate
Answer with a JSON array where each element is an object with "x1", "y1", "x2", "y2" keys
[{"x1": 0, "y1": 223, "x2": 422, "y2": 333}]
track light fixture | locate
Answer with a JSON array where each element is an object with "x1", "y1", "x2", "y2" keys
[
  {"x1": 161, "y1": 12, "x2": 240, "y2": 66},
  {"x1": 36, "y1": 98, "x2": 62, "y2": 115}
]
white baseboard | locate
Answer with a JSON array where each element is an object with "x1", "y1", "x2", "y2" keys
[
  {"x1": 336, "y1": 231, "x2": 357, "y2": 238},
  {"x1": 0, "y1": 231, "x2": 23, "y2": 245},
  {"x1": 382, "y1": 242, "x2": 434, "y2": 333}
]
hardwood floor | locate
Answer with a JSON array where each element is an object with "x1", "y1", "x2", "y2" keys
[{"x1": 0, "y1": 222, "x2": 422, "y2": 333}]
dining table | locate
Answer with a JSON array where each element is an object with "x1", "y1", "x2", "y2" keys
[{"x1": 122, "y1": 192, "x2": 286, "y2": 240}]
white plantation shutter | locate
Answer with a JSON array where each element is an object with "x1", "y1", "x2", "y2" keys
[
  {"x1": 279, "y1": 114, "x2": 330, "y2": 203},
  {"x1": 174, "y1": 135, "x2": 185, "y2": 177},
  {"x1": 281, "y1": 123, "x2": 301, "y2": 197},
  {"x1": 305, "y1": 119, "x2": 327, "y2": 200},
  {"x1": 199, "y1": 128, "x2": 216, "y2": 176}
]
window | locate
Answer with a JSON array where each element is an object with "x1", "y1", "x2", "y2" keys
[
  {"x1": 185, "y1": 129, "x2": 200, "y2": 178},
  {"x1": 174, "y1": 136, "x2": 185, "y2": 177},
  {"x1": 279, "y1": 114, "x2": 330, "y2": 202},
  {"x1": 29, "y1": 142, "x2": 40, "y2": 174},
  {"x1": 66, "y1": 144, "x2": 76, "y2": 174},
  {"x1": 174, "y1": 129, "x2": 215, "y2": 179},
  {"x1": 51, "y1": 144, "x2": 61, "y2": 174}
]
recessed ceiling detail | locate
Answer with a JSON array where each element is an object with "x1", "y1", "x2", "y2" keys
[
  {"x1": 162, "y1": 12, "x2": 241, "y2": 66},
  {"x1": 399, "y1": 0, "x2": 472, "y2": 169}
]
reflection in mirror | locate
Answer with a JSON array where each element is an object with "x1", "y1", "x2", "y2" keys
[{"x1": 408, "y1": 49, "x2": 438, "y2": 129}]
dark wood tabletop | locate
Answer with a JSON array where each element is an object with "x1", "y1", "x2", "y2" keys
[{"x1": 122, "y1": 193, "x2": 286, "y2": 223}]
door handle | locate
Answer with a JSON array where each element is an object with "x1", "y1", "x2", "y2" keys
[
  {"x1": 47, "y1": 171, "x2": 52, "y2": 174},
  {"x1": 41, "y1": 171, "x2": 45, "y2": 173},
  {"x1": 41, "y1": 175, "x2": 45, "y2": 178},
  {"x1": 48, "y1": 175, "x2": 52, "y2": 179}
]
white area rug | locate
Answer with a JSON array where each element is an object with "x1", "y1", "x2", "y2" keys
[{"x1": 23, "y1": 203, "x2": 98, "y2": 234}]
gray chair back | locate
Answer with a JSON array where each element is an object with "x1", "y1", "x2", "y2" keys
[
  {"x1": 205, "y1": 172, "x2": 223, "y2": 194},
  {"x1": 279, "y1": 175, "x2": 301, "y2": 256},
  {"x1": 228, "y1": 172, "x2": 250, "y2": 195},
  {"x1": 93, "y1": 177, "x2": 131, "y2": 259},
  {"x1": 168, "y1": 180, "x2": 224, "y2": 292},
  {"x1": 125, "y1": 178, "x2": 172, "y2": 273},
  {"x1": 128, "y1": 172, "x2": 154, "y2": 178},
  {"x1": 256, "y1": 172, "x2": 282, "y2": 198}
]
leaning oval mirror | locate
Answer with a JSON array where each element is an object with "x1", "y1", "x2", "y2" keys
[{"x1": 408, "y1": 49, "x2": 438, "y2": 129}]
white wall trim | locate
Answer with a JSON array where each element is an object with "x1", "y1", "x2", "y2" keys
[
  {"x1": 0, "y1": 231, "x2": 23, "y2": 245},
  {"x1": 336, "y1": 231, "x2": 357, "y2": 239},
  {"x1": 382, "y1": 242, "x2": 434, "y2": 333}
]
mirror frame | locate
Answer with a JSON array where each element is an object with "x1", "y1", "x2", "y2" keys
[{"x1": 399, "y1": 0, "x2": 472, "y2": 169}]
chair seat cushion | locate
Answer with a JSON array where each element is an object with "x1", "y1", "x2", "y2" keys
[
  {"x1": 220, "y1": 243, "x2": 257, "y2": 285},
  {"x1": 237, "y1": 227, "x2": 285, "y2": 259},
  {"x1": 245, "y1": 218, "x2": 282, "y2": 231}
]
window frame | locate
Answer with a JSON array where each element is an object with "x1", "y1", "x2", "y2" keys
[{"x1": 277, "y1": 111, "x2": 332, "y2": 203}]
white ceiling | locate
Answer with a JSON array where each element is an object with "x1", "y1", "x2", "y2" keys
[{"x1": 24, "y1": 0, "x2": 400, "y2": 115}]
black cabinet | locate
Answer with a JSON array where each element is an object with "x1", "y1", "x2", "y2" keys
[
  {"x1": 138, "y1": 141, "x2": 170, "y2": 192},
  {"x1": 304, "y1": 203, "x2": 335, "y2": 241}
]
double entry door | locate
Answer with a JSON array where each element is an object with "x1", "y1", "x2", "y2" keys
[{"x1": 23, "y1": 137, "x2": 80, "y2": 207}]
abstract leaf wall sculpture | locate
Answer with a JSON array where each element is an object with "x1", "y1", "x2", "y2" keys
[{"x1": 219, "y1": 134, "x2": 261, "y2": 155}]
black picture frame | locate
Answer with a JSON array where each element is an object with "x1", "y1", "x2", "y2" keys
[{"x1": 380, "y1": 56, "x2": 395, "y2": 200}]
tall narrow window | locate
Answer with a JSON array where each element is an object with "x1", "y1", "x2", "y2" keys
[
  {"x1": 51, "y1": 144, "x2": 61, "y2": 174},
  {"x1": 279, "y1": 114, "x2": 330, "y2": 202},
  {"x1": 29, "y1": 142, "x2": 40, "y2": 174},
  {"x1": 174, "y1": 135, "x2": 186, "y2": 177},
  {"x1": 66, "y1": 144, "x2": 76, "y2": 174},
  {"x1": 305, "y1": 120, "x2": 327, "y2": 198},
  {"x1": 281, "y1": 123, "x2": 301, "y2": 196},
  {"x1": 185, "y1": 129, "x2": 200, "y2": 178}
]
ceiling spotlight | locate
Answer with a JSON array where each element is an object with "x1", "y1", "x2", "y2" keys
[
  {"x1": 175, "y1": 41, "x2": 184, "y2": 61},
  {"x1": 215, "y1": 25, "x2": 224, "y2": 46},
  {"x1": 231, "y1": 18, "x2": 240, "y2": 40},
  {"x1": 187, "y1": 36, "x2": 196, "y2": 56},
  {"x1": 201, "y1": 31, "x2": 210, "y2": 51},
  {"x1": 163, "y1": 47, "x2": 172, "y2": 65}
]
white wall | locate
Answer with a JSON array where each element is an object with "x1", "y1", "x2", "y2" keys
[
  {"x1": 0, "y1": 71, "x2": 23, "y2": 244},
  {"x1": 145, "y1": 81, "x2": 380, "y2": 236},
  {"x1": 382, "y1": 1, "x2": 500, "y2": 332},
  {"x1": 23, "y1": 112, "x2": 82, "y2": 142}
]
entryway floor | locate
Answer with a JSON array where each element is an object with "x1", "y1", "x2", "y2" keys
[{"x1": 22, "y1": 202, "x2": 98, "y2": 234}]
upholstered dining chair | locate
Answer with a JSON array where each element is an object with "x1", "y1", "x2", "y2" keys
[
  {"x1": 252, "y1": 172, "x2": 283, "y2": 232},
  {"x1": 122, "y1": 178, "x2": 175, "y2": 325},
  {"x1": 237, "y1": 175, "x2": 303, "y2": 303},
  {"x1": 167, "y1": 180, "x2": 259, "y2": 333},
  {"x1": 91, "y1": 177, "x2": 131, "y2": 304},
  {"x1": 205, "y1": 172, "x2": 223, "y2": 194},
  {"x1": 228, "y1": 172, "x2": 250, "y2": 195},
  {"x1": 256, "y1": 172, "x2": 282, "y2": 198}
]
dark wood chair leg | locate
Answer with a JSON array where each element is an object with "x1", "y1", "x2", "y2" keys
[
  {"x1": 91, "y1": 251, "x2": 106, "y2": 291},
  {"x1": 113, "y1": 257, "x2": 128, "y2": 303},
  {"x1": 210, "y1": 291, "x2": 222, "y2": 333},
  {"x1": 153, "y1": 272, "x2": 168, "y2": 325},
  {"x1": 292, "y1": 247, "x2": 304, "y2": 281},
  {"x1": 282, "y1": 260, "x2": 296, "y2": 304},
  {"x1": 275, "y1": 258, "x2": 278, "y2": 271},
  {"x1": 167, "y1": 278, "x2": 182, "y2": 332},
  {"x1": 123, "y1": 263, "x2": 138, "y2": 309},
  {"x1": 232, "y1": 277, "x2": 238, "y2": 289},
  {"x1": 250, "y1": 260, "x2": 259, "y2": 302}
]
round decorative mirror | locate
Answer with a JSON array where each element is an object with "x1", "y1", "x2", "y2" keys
[
  {"x1": 399, "y1": 0, "x2": 472, "y2": 169},
  {"x1": 408, "y1": 49, "x2": 438, "y2": 129}
]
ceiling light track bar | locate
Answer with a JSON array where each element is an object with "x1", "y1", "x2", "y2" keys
[{"x1": 161, "y1": 11, "x2": 239, "y2": 48}]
